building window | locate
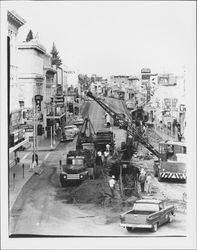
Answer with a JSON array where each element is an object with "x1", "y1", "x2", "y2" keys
[{"x1": 19, "y1": 101, "x2": 24, "y2": 108}]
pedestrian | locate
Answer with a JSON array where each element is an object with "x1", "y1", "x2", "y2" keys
[
  {"x1": 145, "y1": 172, "x2": 153, "y2": 195},
  {"x1": 109, "y1": 175, "x2": 116, "y2": 198},
  {"x1": 139, "y1": 168, "x2": 146, "y2": 193},
  {"x1": 35, "y1": 153, "x2": 38, "y2": 166},
  {"x1": 106, "y1": 143, "x2": 110, "y2": 153}
]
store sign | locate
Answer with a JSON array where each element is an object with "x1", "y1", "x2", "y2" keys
[
  {"x1": 164, "y1": 98, "x2": 178, "y2": 109},
  {"x1": 158, "y1": 76, "x2": 169, "y2": 85},
  {"x1": 25, "y1": 125, "x2": 33, "y2": 132},
  {"x1": 26, "y1": 109, "x2": 33, "y2": 120},
  {"x1": 10, "y1": 111, "x2": 21, "y2": 127},
  {"x1": 142, "y1": 74, "x2": 150, "y2": 80},
  {"x1": 180, "y1": 104, "x2": 186, "y2": 112},
  {"x1": 141, "y1": 68, "x2": 151, "y2": 73}
]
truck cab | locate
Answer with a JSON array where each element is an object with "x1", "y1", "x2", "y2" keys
[
  {"x1": 153, "y1": 141, "x2": 187, "y2": 182},
  {"x1": 60, "y1": 156, "x2": 89, "y2": 186}
]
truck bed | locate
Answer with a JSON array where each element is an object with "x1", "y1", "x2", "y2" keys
[{"x1": 124, "y1": 210, "x2": 155, "y2": 225}]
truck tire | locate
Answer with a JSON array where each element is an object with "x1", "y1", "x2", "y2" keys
[
  {"x1": 152, "y1": 223, "x2": 158, "y2": 232},
  {"x1": 126, "y1": 227, "x2": 134, "y2": 232},
  {"x1": 60, "y1": 182, "x2": 67, "y2": 187}
]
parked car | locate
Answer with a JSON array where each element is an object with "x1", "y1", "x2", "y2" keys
[
  {"x1": 69, "y1": 125, "x2": 80, "y2": 135},
  {"x1": 120, "y1": 198, "x2": 175, "y2": 232},
  {"x1": 61, "y1": 125, "x2": 76, "y2": 142},
  {"x1": 73, "y1": 116, "x2": 84, "y2": 125}
]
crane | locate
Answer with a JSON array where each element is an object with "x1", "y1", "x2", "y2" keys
[
  {"x1": 86, "y1": 91, "x2": 160, "y2": 158},
  {"x1": 76, "y1": 116, "x2": 96, "y2": 149}
]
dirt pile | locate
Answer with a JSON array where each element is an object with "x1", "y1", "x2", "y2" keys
[{"x1": 67, "y1": 179, "x2": 113, "y2": 205}]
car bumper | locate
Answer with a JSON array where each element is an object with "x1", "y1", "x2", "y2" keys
[{"x1": 120, "y1": 223, "x2": 152, "y2": 229}]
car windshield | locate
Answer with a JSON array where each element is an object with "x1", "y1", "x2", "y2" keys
[
  {"x1": 72, "y1": 158, "x2": 84, "y2": 165},
  {"x1": 67, "y1": 158, "x2": 84, "y2": 165},
  {"x1": 133, "y1": 203, "x2": 159, "y2": 212}
]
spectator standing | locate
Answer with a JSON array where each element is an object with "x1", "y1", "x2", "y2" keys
[
  {"x1": 145, "y1": 172, "x2": 153, "y2": 194},
  {"x1": 106, "y1": 143, "x2": 110, "y2": 152},
  {"x1": 139, "y1": 168, "x2": 146, "y2": 193},
  {"x1": 104, "y1": 150, "x2": 109, "y2": 165},
  {"x1": 96, "y1": 151, "x2": 103, "y2": 166},
  {"x1": 109, "y1": 175, "x2": 116, "y2": 198}
]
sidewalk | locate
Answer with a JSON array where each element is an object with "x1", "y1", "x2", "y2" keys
[
  {"x1": 9, "y1": 161, "x2": 35, "y2": 210},
  {"x1": 9, "y1": 137, "x2": 60, "y2": 211},
  {"x1": 154, "y1": 126, "x2": 178, "y2": 142}
]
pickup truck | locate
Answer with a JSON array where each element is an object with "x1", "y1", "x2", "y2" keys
[{"x1": 120, "y1": 199, "x2": 175, "y2": 232}]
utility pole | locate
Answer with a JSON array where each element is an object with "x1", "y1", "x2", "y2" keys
[
  {"x1": 32, "y1": 98, "x2": 36, "y2": 169},
  {"x1": 119, "y1": 164, "x2": 123, "y2": 196},
  {"x1": 53, "y1": 96, "x2": 56, "y2": 145}
]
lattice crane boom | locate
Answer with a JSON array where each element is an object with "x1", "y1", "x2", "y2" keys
[{"x1": 86, "y1": 91, "x2": 160, "y2": 158}]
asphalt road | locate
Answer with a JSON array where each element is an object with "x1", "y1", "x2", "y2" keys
[{"x1": 9, "y1": 99, "x2": 187, "y2": 237}]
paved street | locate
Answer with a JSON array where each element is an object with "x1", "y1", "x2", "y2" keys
[{"x1": 9, "y1": 100, "x2": 186, "y2": 236}]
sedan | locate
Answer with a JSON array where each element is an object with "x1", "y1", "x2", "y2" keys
[{"x1": 73, "y1": 116, "x2": 84, "y2": 125}]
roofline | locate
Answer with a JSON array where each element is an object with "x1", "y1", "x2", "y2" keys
[
  {"x1": 8, "y1": 10, "x2": 26, "y2": 27},
  {"x1": 18, "y1": 42, "x2": 46, "y2": 54}
]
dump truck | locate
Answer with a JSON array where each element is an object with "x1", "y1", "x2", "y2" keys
[
  {"x1": 95, "y1": 130, "x2": 115, "y2": 153},
  {"x1": 60, "y1": 148, "x2": 96, "y2": 187}
]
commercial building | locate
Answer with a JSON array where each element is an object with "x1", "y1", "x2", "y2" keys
[
  {"x1": 8, "y1": 10, "x2": 26, "y2": 112},
  {"x1": 151, "y1": 73, "x2": 186, "y2": 140},
  {"x1": 8, "y1": 10, "x2": 27, "y2": 167}
]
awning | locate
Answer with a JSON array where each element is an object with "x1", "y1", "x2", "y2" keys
[
  {"x1": 47, "y1": 112, "x2": 66, "y2": 119},
  {"x1": 9, "y1": 138, "x2": 29, "y2": 154}
]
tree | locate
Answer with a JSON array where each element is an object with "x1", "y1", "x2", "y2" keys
[
  {"x1": 50, "y1": 42, "x2": 62, "y2": 67},
  {"x1": 26, "y1": 30, "x2": 33, "y2": 42}
]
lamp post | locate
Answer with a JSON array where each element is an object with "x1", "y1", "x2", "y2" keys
[{"x1": 52, "y1": 84, "x2": 56, "y2": 146}]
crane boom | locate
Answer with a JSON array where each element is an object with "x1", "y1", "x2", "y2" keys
[{"x1": 86, "y1": 91, "x2": 160, "y2": 158}]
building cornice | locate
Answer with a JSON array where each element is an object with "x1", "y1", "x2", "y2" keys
[
  {"x1": 18, "y1": 73, "x2": 44, "y2": 80},
  {"x1": 18, "y1": 41, "x2": 46, "y2": 54},
  {"x1": 7, "y1": 10, "x2": 26, "y2": 28}
]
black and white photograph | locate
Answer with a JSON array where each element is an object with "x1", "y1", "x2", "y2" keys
[{"x1": 0, "y1": 1, "x2": 196, "y2": 249}]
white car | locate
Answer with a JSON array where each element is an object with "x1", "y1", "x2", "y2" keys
[
  {"x1": 70, "y1": 125, "x2": 80, "y2": 135},
  {"x1": 73, "y1": 116, "x2": 84, "y2": 125},
  {"x1": 61, "y1": 125, "x2": 76, "y2": 142}
]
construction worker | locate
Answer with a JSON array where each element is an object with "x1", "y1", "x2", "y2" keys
[
  {"x1": 104, "y1": 150, "x2": 109, "y2": 165},
  {"x1": 109, "y1": 175, "x2": 116, "y2": 198},
  {"x1": 106, "y1": 143, "x2": 110, "y2": 153},
  {"x1": 96, "y1": 150, "x2": 103, "y2": 166},
  {"x1": 145, "y1": 172, "x2": 153, "y2": 195},
  {"x1": 139, "y1": 168, "x2": 146, "y2": 193}
]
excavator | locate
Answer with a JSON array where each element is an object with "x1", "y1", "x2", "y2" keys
[{"x1": 76, "y1": 116, "x2": 96, "y2": 150}]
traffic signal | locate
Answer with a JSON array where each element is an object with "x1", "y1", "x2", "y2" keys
[
  {"x1": 42, "y1": 127, "x2": 45, "y2": 134},
  {"x1": 37, "y1": 124, "x2": 43, "y2": 136},
  {"x1": 68, "y1": 103, "x2": 73, "y2": 113}
]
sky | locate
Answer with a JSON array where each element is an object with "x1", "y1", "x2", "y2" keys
[{"x1": 3, "y1": 1, "x2": 196, "y2": 77}]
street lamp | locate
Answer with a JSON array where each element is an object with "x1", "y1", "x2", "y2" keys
[{"x1": 51, "y1": 84, "x2": 56, "y2": 146}]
